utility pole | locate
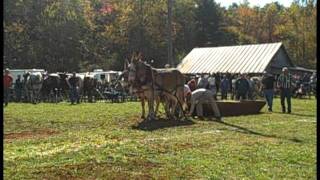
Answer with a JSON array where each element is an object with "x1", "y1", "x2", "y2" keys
[
  {"x1": 139, "y1": 0, "x2": 143, "y2": 53},
  {"x1": 167, "y1": 0, "x2": 173, "y2": 67}
]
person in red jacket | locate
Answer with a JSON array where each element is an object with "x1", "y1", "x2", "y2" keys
[
  {"x1": 3, "y1": 68, "x2": 13, "y2": 106},
  {"x1": 187, "y1": 79, "x2": 197, "y2": 92}
]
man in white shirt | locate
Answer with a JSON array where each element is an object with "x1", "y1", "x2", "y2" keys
[{"x1": 187, "y1": 88, "x2": 221, "y2": 120}]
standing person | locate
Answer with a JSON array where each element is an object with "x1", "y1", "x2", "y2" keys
[
  {"x1": 207, "y1": 74, "x2": 217, "y2": 99},
  {"x1": 226, "y1": 73, "x2": 232, "y2": 89},
  {"x1": 302, "y1": 73, "x2": 310, "y2": 84},
  {"x1": 67, "y1": 72, "x2": 80, "y2": 105},
  {"x1": 197, "y1": 74, "x2": 209, "y2": 89},
  {"x1": 246, "y1": 75, "x2": 254, "y2": 100},
  {"x1": 277, "y1": 67, "x2": 293, "y2": 113},
  {"x1": 187, "y1": 88, "x2": 221, "y2": 120},
  {"x1": 220, "y1": 75, "x2": 229, "y2": 100},
  {"x1": 3, "y1": 68, "x2": 13, "y2": 106},
  {"x1": 14, "y1": 75, "x2": 23, "y2": 102},
  {"x1": 184, "y1": 84, "x2": 192, "y2": 111},
  {"x1": 235, "y1": 74, "x2": 250, "y2": 101},
  {"x1": 310, "y1": 72, "x2": 317, "y2": 96},
  {"x1": 261, "y1": 71, "x2": 276, "y2": 112},
  {"x1": 187, "y1": 78, "x2": 197, "y2": 92},
  {"x1": 215, "y1": 73, "x2": 221, "y2": 93},
  {"x1": 231, "y1": 74, "x2": 238, "y2": 100}
]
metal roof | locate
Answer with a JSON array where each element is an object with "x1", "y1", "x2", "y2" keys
[{"x1": 177, "y1": 42, "x2": 285, "y2": 74}]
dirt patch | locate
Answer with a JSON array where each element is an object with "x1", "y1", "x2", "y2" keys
[{"x1": 4, "y1": 129, "x2": 59, "y2": 142}]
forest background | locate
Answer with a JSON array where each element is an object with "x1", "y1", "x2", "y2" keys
[{"x1": 4, "y1": 0, "x2": 317, "y2": 72}]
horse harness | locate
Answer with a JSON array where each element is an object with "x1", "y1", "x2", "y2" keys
[{"x1": 132, "y1": 61, "x2": 186, "y2": 118}]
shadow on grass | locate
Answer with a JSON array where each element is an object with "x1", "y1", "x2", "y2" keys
[
  {"x1": 272, "y1": 111, "x2": 315, "y2": 118},
  {"x1": 132, "y1": 118, "x2": 195, "y2": 131},
  {"x1": 215, "y1": 120, "x2": 304, "y2": 143}
]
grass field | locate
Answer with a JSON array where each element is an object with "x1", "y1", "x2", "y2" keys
[{"x1": 4, "y1": 98, "x2": 317, "y2": 179}]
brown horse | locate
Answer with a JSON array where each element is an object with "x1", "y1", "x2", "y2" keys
[
  {"x1": 120, "y1": 68, "x2": 163, "y2": 119},
  {"x1": 127, "y1": 52, "x2": 186, "y2": 120}
]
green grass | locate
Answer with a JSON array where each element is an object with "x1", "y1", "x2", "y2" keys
[{"x1": 4, "y1": 98, "x2": 317, "y2": 179}]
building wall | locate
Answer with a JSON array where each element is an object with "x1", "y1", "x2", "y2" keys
[
  {"x1": 266, "y1": 47, "x2": 294, "y2": 75},
  {"x1": 270, "y1": 47, "x2": 293, "y2": 68}
]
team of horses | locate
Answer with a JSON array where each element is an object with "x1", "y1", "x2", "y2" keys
[
  {"x1": 21, "y1": 72, "x2": 98, "y2": 104},
  {"x1": 19, "y1": 53, "x2": 187, "y2": 121},
  {"x1": 123, "y1": 52, "x2": 187, "y2": 121}
]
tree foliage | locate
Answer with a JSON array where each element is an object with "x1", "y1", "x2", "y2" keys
[{"x1": 4, "y1": 0, "x2": 317, "y2": 71}]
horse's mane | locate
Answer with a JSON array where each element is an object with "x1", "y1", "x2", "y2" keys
[{"x1": 138, "y1": 61, "x2": 154, "y2": 84}]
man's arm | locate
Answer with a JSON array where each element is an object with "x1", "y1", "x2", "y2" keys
[
  {"x1": 276, "y1": 75, "x2": 281, "y2": 88},
  {"x1": 272, "y1": 77, "x2": 276, "y2": 90}
]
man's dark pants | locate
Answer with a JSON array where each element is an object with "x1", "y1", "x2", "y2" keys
[
  {"x1": 69, "y1": 86, "x2": 79, "y2": 104},
  {"x1": 15, "y1": 89, "x2": 22, "y2": 102},
  {"x1": 221, "y1": 89, "x2": 228, "y2": 100},
  {"x1": 264, "y1": 89, "x2": 274, "y2": 111},
  {"x1": 280, "y1": 88, "x2": 291, "y2": 113},
  {"x1": 236, "y1": 92, "x2": 247, "y2": 100},
  {"x1": 4, "y1": 88, "x2": 10, "y2": 106}
]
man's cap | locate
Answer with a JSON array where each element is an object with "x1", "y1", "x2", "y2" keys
[
  {"x1": 5, "y1": 68, "x2": 10, "y2": 72},
  {"x1": 282, "y1": 67, "x2": 288, "y2": 71}
]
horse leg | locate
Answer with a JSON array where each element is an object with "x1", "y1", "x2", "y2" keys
[
  {"x1": 171, "y1": 98, "x2": 178, "y2": 120},
  {"x1": 31, "y1": 91, "x2": 35, "y2": 104},
  {"x1": 164, "y1": 97, "x2": 171, "y2": 119},
  {"x1": 154, "y1": 94, "x2": 160, "y2": 118},
  {"x1": 177, "y1": 90, "x2": 186, "y2": 120},
  {"x1": 163, "y1": 92, "x2": 176, "y2": 120},
  {"x1": 140, "y1": 96, "x2": 145, "y2": 119},
  {"x1": 146, "y1": 91, "x2": 155, "y2": 120}
]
